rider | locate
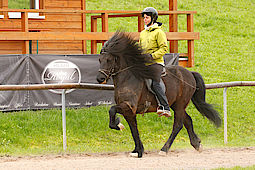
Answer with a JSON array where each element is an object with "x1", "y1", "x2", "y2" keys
[{"x1": 139, "y1": 7, "x2": 171, "y2": 117}]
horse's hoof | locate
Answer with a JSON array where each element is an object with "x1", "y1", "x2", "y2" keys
[
  {"x1": 129, "y1": 152, "x2": 138, "y2": 158},
  {"x1": 158, "y1": 151, "x2": 167, "y2": 156},
  {"x1": 117, "y1": 123, "x2": 125, "y2": 130},
  {"x1": 197, "y1": 144, "x2": 203, "y2": 153}
]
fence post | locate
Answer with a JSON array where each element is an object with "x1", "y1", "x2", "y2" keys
[
  {"x1": 62, "y1": 89, "x2": 67, "y2": 151},
  {"x1": 223, "y1": 87, "x2": 227, "y2": 144}
]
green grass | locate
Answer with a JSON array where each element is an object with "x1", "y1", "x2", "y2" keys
[
  {"x1": 8, "y1": 0, "x2": 30, "y2": 9},
  {"x1": 213, "y1": 165, "x2": 255, "y2": 170},
  {"x1": 0, "y1": 102, "x2": 254, "y2": 156},
  {"x1": 2, "y1": 0, "x2": 254, "y2": 157}
]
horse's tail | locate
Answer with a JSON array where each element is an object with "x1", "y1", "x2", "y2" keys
[{"x1": 191, "y1": 72, "x2": 222, "y2": 127}]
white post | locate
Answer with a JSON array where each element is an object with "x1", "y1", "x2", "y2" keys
[
  {"x1": 223, "y1": 87, "x2": 227, "y2": 144},
  {"x1": 62, "y1": 89, "x2": 67, "y2": 151}
]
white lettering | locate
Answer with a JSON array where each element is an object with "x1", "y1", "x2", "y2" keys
[
  {"x1": 44, "y1": 70, "x2": 77, "y2": 83},
  {"x1": 69, "y1": 102, "x2": 81, "y2": 106},
  {"x1": 98, "y1": 101, "x2": 112, "y2": 105},
  {"x1": 0, "y1": 104, "x2": 10, "y2": 108},
  {"x1": 53, "y1": 103, "x2": 62, "y2": 106},
  {"x1": 34, "y1": 102, "x2": 49, "y2": 107}
]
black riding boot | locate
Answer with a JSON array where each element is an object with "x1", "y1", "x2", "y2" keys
[{"x1": 151, "y1": 80, "x2": 170, "y2": 111}]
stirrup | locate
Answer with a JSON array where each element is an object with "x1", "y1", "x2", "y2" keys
[{"x1": 157, "y1": 106, "x2": 171, "y2": 117}]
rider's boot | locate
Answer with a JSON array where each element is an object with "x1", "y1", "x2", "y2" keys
[{"x1": 151, "y1": 81, "x2": 171, "y2": 117}]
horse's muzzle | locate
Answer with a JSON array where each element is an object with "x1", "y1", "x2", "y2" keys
[{"x1": 96, "y1": 73, "x2": 107, "y2": 84}]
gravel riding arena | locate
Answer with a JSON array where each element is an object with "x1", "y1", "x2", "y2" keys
[{"x1": 1, "y1": 147, "x2": 254, "y2": 169}]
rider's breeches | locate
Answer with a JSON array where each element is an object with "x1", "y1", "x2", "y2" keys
[{"x1": 148, "y1": 64, "x2": 170, "y2": 110}]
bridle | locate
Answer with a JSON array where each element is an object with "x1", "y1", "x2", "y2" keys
[
  {"x1": 98, "y1": 52, "x2": 133, "y2": 82},
  {"x1": 98, "y1": 65, "x2": 133, "y2": 82}
]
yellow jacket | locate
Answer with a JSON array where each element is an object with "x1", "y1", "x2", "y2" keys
[{"x1": 139, "y1": 23, "x2": 168, "y2": 66}]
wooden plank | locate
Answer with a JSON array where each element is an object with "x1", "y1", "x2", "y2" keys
[
  {"x1": 0, "y1": 20, "x2": 21, "y2": 29},
  {"x1": 45, "y1": 0, "x2": 82, "y2": 8},
  {"x1": 179, "y1": 53, "x2": 188, "y2": 57},
  {"x1": 39, "y1": 0, "x2": 45, "y2": 16},
  {"x1": 0, "y1": 32, "x2": 199, "y2": 41},
  {"x1": 81, "y1": 0, "x2": 86, "y2": 54},
  {"x1": 0, "y1": 50, "x2": 23, "y2": 54},
  {"x1": 0, "y1": 41, "x2": 82, "y2": 51},
  {"x1": 92, "y1": 14, "x2": 140, "y2": 19},
  {"x1": 102, "y1": 13, "x2": 109, "y2": 32},
  {"x1": 187, "y1": 14, "x2": 194, "y2": 67},
  {"x1": 44, "y1": 14, "x2": 82, "y2": 21},
  {"x1": 0, "y1": 41, "x2": 23, "y2": 50},
  {"x1": 22, "y1": 40, "x2": 29, "y2": 54},
  {"x1": 21, "y1": 12, "x2": 29, "y2": 54},
  {"x1": 39, "y1": 40, "x2": 83, "y2": 43},
  {"x1": 33, "y1": 42, "x2": 82, "y2": 50},
  {"x1": 179, "y1": 60, "x2": 188, "y2": 67},
  {"x1": 0, "y1": 0, "x2": 7, "y2": 17},
  {"x1": 101, "y1": 13, "x2": 109, "y2": 47},
  {"x1": 0, "y1": 28, "x2": 50, "y2": 32},
  {"x1": 138, "y1": 16, "x2": 144, "y2": 32},
  {"x1": 40, "y1": 0, "x2": 45, "y2": 9},
  {"x1": 21, "y1": 12, "x2": 29, "y2": 32},
  {"x1": 45, "y1": 7, "x2": 82, "y2": 10},
  {"x1": 1, "y1": 0, "x2": 8, "y2": 8},
  {"x1": 187, "y1": 40, "x2": 194, "y2": 67},
  {"x1": 0, "y1": 18, "x2": 81, "y2": 29},
  {"x1": 30, "y1": 21, "x2": 81, "y2": 29},
  {"x1": 39, "y1": 28, "x2": 82, "y2": 32},
  {"x1": 169, "y1": 0, "x2": 178, "y2": 54},
  {"x1": 37, "y1": 50, "x2": 83, "y2": 55},
  {"x1": 0, "y1": 9, "x2": 197, "y2": 15},
  {"x1": 91, "y1": 17, "x2": 97, "y2": 54}
]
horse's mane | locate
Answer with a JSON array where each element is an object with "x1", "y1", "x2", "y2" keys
[{"x1": 101, "y1": 31, "x2": 157, "y2": 80}]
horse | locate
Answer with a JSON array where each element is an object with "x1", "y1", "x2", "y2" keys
[{"x1": 96, "y1": 31, "x2": 221, "y2": 158}]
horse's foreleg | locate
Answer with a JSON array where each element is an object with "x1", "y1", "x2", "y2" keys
[
  {"x1": 160, "y1": 109, "x2": 184, "y2": 154},
  {"x1": 183, "y1": 111, "x2": 202, "y2": 152},
  {"x1": 124, "y1": 114, "x2": 144, "y2": 158},
  {"x1": 109, "y1": 105, "x2": 124, "y2": 130}
]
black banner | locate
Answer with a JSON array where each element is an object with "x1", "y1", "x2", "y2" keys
[{"x1": 0, "y1": 54, "x2": 178, "y2": 111}]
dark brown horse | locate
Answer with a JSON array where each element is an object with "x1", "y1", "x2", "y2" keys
[{"x1": 96, "y1": 31, "x2": 221, "y2": 158}]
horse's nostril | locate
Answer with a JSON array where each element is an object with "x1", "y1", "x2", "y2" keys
[{"x1": 97, "y1": 77, "x2": 105, "y2": 84}]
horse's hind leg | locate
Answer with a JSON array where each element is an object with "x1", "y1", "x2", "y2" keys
[
  {"x1": 109, "y1": 105, "x2": 124, "y2": 130},
  {"x1": 183, "y1": 111, "x2": 202, "y2": 152},
  {"x1": 160, "y1": 108, "x2": 184, "y2": 154}
]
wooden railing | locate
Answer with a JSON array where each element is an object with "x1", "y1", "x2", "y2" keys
[{"x1": 0, "y1": 9, "x2": 199, "y2": 67}]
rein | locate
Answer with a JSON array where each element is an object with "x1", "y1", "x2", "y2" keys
[
  {"x1": 98, "y1": 66, "x2": 133, "y2": 81},
  {"x1": 167, "y1": 71, "x2": 197, "y2": 89}
]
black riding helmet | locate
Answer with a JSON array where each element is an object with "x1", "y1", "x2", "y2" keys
[{"x1": 141, "y1": 7, "x2": 158, "y2": 26}]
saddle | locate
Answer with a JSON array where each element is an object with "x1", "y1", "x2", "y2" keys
[
  {"x1": 144, "y1": 67, "x2": 167, "y2": 110},
  {"x1": 139, "y1": 78, "x2": 165, "y2": 114},
  {"x1": 145, "y1": 78, "x2": 166, "y2": 95}
]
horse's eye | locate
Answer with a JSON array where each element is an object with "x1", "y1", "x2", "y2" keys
[
  {"x1": 99, "y1": 58, "x2": 101, "y2": 63},
  {"x1": 107, "y1": 58, "x2": 112, "y2": 63}
]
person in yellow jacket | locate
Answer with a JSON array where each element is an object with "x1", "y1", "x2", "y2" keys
[{"x1": 140, "y1": 7, "x2": 171, "y2": 117}]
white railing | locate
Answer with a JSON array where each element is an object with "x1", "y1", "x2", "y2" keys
[
  {"x1": 0, "y1": 81, "x2": 254, "y2": 149},
  {"x1": 205, "y1": 81, "x2": 255, "y2": 144}
]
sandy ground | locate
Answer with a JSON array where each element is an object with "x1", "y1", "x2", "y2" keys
[{"x1": 0, "y1": 147, "x2": 254, "y2": 170}]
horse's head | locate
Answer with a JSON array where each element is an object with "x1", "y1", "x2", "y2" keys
[
  {"x1": 96, "y1": 48, "x2": 118, "y2": 84},
  {"x1": 96, "y1": 31, "x2": 156, "y2": 84}
]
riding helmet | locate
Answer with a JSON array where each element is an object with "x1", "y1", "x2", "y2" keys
[{"x1": 141, "y1": 7, "x2": 158, "y2": 23}]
